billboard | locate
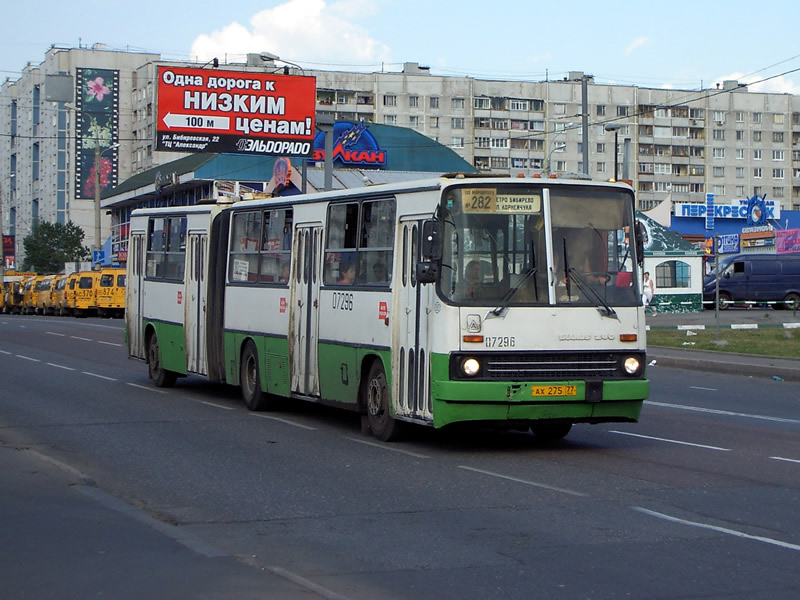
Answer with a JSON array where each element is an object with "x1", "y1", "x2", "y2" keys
[
  {"x1": 156, "y1": 67, "x2": 316, "y2": 157},
  {"x1": 74, "y1": 68, "x2": 120, "y2": 200}
]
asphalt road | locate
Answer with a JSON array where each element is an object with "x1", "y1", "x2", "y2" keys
[{"x1": 2, "y1": 314, "x2": 799, "y2": 599}]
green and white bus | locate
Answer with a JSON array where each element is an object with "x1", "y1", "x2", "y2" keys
[{"x1": 126, "y1": 175, "x2": 649, "y2": 441}]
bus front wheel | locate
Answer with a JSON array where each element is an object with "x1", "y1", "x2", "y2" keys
[
  {"x1": 147, "y1": 332, "x2": 177, "y2": 388},
  {"x1": 364, "y1": 361, "x2": 400, "y2": 442},
  {"x1": 240, "y1": 340, "x2": 269, "y2": 411}
]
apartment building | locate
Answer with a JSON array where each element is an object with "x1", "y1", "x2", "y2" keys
[{"x1": 3, "y1": 48, "x2": 800, "y2": 266}]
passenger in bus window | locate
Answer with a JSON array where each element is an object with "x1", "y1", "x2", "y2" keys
[
  {"x1": 338, "y1": 259, "x2": 356, "y2": 284},
  {"x1": 278, "y1": 260, "x2": 290, "y2": 282},
  {"x1": 372, "y1": 262, "x2": 388, "y2": 284},
  {"x1": 462, "y1": 260, "x2": 482, "y2": 299}
]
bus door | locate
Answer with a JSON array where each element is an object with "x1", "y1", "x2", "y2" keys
[
  {"x1": 185, "y1": 231, "x2": 208, "y2": 375},
  {"x1": 290, "y1": 225, "x2": 322, "y2": 397},
  {"x1": 127, "y1": 233, "x2": 146, "y2": 359},
  {"x1": 394, "y1": 218, "x2": 434, "y2": 420}
]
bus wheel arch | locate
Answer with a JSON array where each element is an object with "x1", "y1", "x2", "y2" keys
[
  {"x1": 240, "y1": 339, "x2": 269, "y2": 411},
  {"x1": 145, "y1": 327, "x2": 177, "y2": 388},
  {"x1": 361, "y1": 357, "x2": 401, "y2": 442}
]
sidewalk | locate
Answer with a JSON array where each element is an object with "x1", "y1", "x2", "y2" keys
[{"x1": 645, "y1": 307, "x2": 800, "y2": 382}]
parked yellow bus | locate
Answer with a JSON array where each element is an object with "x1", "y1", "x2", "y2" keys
[
  {"x1": 74, "y1": 271, "x2": 100, "y2": 317},
  {"x1": 96, "y1": 267, "x2": 126, "y2": 318},
  {"x1": 63, "y1": 272, "x2": 81, "y2": 316},
  {"x1": 35, "y1": 275, "x2": 59, "y2": 315},
  {"x1": 50, "y1": 274, "x2": 70, "y2": 316},
  {"x1": 22, "y1": 275, "x2": 44, "y2": 314}
]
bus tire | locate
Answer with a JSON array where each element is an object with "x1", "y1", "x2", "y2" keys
[
  {"x1": 531, "y1": 422, "x2": 572, "y2": 442},
  {"x1": 364, "y1": 360, "x2": 400, "y2": 442},
  {"x1": 147, "y1": 332, "x2": 177, "y2": 388},
  {"x1": 240, "y1": 340, "x2": 269, "y2": 411}
]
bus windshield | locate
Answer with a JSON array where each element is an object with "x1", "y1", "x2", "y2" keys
[{"x1": 438, "y1": 184, "x2": 640, "y2": 308}]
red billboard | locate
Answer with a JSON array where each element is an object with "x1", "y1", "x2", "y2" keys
[{"x1": 156, "y1": 66, "x2": 316, "y2": 157}]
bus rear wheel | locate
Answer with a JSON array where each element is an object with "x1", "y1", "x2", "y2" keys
[
  {"x1": 364, "y1": 361, "x2": 400, "y2": 441},
  {"x1": 147, "y1": 332, "x2": 177, "y2": 388},
  {"x1": 240, "y1": 340, "x2": 269, "y2": 411}
]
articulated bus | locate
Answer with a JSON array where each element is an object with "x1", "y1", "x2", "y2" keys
[{"x1": 126, "y1": 176, "x2": 648, "y2": 441}]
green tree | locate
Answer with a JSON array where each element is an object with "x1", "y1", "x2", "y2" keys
[{"x1": 22, "y1": 221, "x2": 90, "y2": 273}]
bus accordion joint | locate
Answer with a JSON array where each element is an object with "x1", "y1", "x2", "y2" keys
[
  {"x1": 620, "y1": 333, "x2": 638, "y2": 342},
  {"x1": 463, "y1": 335, "x2": 484, "y2": 343}
]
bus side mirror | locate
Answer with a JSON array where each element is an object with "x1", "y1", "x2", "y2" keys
[
  {"x1": 417, "y1": 262, "x2": 439, "y2": 284},
  {"x1": 421, "y1": 219, "x2": 443, "y2": 261},
  {"x1": 634, "y1": 220, "x2": 645, "y2": 266}
]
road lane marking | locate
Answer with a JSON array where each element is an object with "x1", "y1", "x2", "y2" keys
[
  {"x1": 98, "y1": 340, "x2": 123, "y2": 347},
  {"x1": 610, "y1": 430, "x2": 730, "y2": 451},
  {"x1": 251, "y1": 413, "x2": 318, "y2": 430},
  {"x1": 46, "y1": 331, "x2": 66, "y2": 337},
  {"x1": 646, "y1": 400, "x2": 800, "y2": 425},
  {"x1": 17, "y1": 354, "x2": 40, "y2": 362},
  {"x1": 346, "y1": 437, "x2": 430, "y2": 458},
  {"x1": 82, "y1": 371, "x2": 117, "y2": 381},
  {"x1": 199, "y1": 400, "x2": 236, "y2": 410},
  {"x1": 633, "y1": 506, "x2": 800, "y2": 551},
  {"x1": 459, "y1": 465, "x2": 587, "y2": 496},
  {"x1": 126, "y1": 382, "x2": 167, "y2": 393},
  {"x1": 47, "y1": 362, "x2": 76, "y2": 371},
  {"x1": 0, "y1": 350, "x2": 11, "y2": 355},
  {"x1": 71, "y1": 336, "x2": 92, "y2": 342},
  {"x1": 770, "y1": 456, "x2": 800, "y2": 464},
  {"x1": 689, "y1": 386, "x2": 718, "y2": 391}
]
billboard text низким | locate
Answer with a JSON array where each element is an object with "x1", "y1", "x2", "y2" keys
[{"x1": 156, "y1": 67, "x2": 316, "y2": 157}]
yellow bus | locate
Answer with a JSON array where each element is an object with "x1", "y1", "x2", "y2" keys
[
  {"x1": 96, "y1": 267, "x2": 126, "y2": 318},
  {"x1": 74, "y1": 271, "x2": 100, "y2": 317},
  {"x1": 50, "y1": 274, "x2": 70, "y2": 316},
  {"x1": 35, "y1": 275, "x2": 59, "y2": 315},
  {"x1": 22, "y1": 275, "x2": 44, "y2": 315},
  {"x1": 63, "y1": 272, "x2": 81, "y2": 316}
]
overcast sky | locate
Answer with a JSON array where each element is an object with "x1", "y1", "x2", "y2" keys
[{"x1": 3, "y1": 0, "x2": 800, "y2": 94}]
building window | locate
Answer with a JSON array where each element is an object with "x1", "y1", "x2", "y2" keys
[
  {"x1": 736, "y1": 111, "x2": 745, "y2": 122},
  {"x1": 383, "y1": 94, "x2": 397, "y2": 106},
  {"x1": 490, "y1": 138, "x2": 508, "y2": 149},
  {"x1": 429, "y1": 96, "x2": 440, "y2": 109},
  {"x1": 713, "y1": 111, "x2": 725, "y2": 124},
  {"x1": 596, "y1": 162, "x2": 605, "y2": 173},
  {"x1": 509, "y1": 99, "x2": 529, "y2": 111},
  {"x1": 596, "y1": 142, "x2": 605, "y2": 153},
  {"x1": 774, "y1": 113, "x2": 785, "y2": 125},
  {"x1": 712, "y1": 129, "x2": 725, "y2": 140},
  {"x1": 451, "y1": 97, "x2": 465, "y2": 110},
  {"x1": 451, "y1": 137, "x2": 464, "y2": 148},
  {"x1": 754, "y1": 149, "x2": 762, "y2": 160},
  {"x1": 529, "y1": 120, "x2": 545, "y2": 131},
  {"x1": 753, "y1": 112, "x2": 762, "y2": 124},
  {"x1": 384, "y1": 115, "x2": 397, "y2": 125},
  {"x1": 690, "y1": 183, "x2": 705, "y2": 193},
  {"x1": 736, "y1": 167, "x2": 745, "y2": 178},
  {"x1": 713, "y1": 166, "x2": 725, "y2": 177},
  {"x1": 474, "y1": 117, "x2": 490, "y2": 128},
  {"x1": 773, "y1": 131, "x2": 784, "y2": 143},
  {"x1": 617, "y1": 106, "x2": 630, "y2": 117},
  {"x1": 429, "y1": 116, "x2": 439, "y2": 128},
  {"x1": 409, "y1": 116, "x2": 419, "y2": 128},
  {"x1": 474, "y1": 97, "x2": 490, "y2": 110},
  {"x1": 512, "y1": 157, "x2": 527, "y2": 168},
  {"x1": 773, "y1": 168, "x2": 785, "y2": 179},
  {"x1": 736, "y1": 148, "x2": 745, "y2": 160},
  {"x1": 491, "y1": 157, "x2": 508, "y2": 169},
  {"x1": 736, "y1": 130, "x2": 745, "y2": 141},
  {"x1": 409, "y1": 95, "x2": 419, "y2": 108},
  {"x1": 773, "y1": 187, "x2": 785, "y2": 198},
  {"x1": 753, "y1": 168, "x2": 762, "y2": 178},
  {"x1": 713, "y1": 185, "x2": 725, "y2": 196},
  {"x1": 451, "y1": 117, "x2": 464, "y2": 129},
  {"x1": 596, "y1": 105, "x2": 606, "y2": 116},
  {"x1": 553, "y1": 103, "x2": 566, "y2": 115},
  {"x1": 713, "y1": 148, "x2": 725, "y2": 159},
  {"x1": 656, "y1": 260, "x2": 690, "y2": 289},
  {"x1": 736, "y1": 185, "x2": 746, "y2": 196},
  {"x1": 475, "y1": 137, "x2": 490, "y2": 149},
  {"x1": 753, "y1": 131, "x2": 762, "y2": 142},
  {"x1": 773, "y1": 150, "x2": 785, "y2": 161}
]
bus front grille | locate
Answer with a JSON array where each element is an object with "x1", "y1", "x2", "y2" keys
[{"x1": 479, "y1": 352, "x2": 623, "y2": 380}]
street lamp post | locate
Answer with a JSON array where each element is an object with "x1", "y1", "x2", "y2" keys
[
  {"x1": 544, "y1": 122, "x2": 573, "y2": 175},
  {"x1": 94, "y1": 140, "x2": 119, "y2": 266},
  {"x1": 604, "y1": 123, "x2": 623, "y2": 181}
]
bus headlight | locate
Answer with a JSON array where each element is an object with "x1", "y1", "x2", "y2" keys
[
  {"x1": 461, "y1": 357, "x2": 481, "y2": 377},
  {"x1": 623, "y1": 356, "x2": 642, "y2": 376}
]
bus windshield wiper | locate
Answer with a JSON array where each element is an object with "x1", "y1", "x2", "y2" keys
[
  {"x1": 488, "y1": 265, "x2": 538, "y2": 317},
  {"x1": 567, "y1": 267, "x2": 618, "y2": 319}
]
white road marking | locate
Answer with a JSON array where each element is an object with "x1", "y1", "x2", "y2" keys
[
  {"x1": 47, "y1": 362, "x2": 75, "y2": 371},
  {"x1": 199, "y1": 400, "x2": 236, "y2": 410},
  {"x1": 770, "y1": 456, "x2": 800, "y2": 464},
  {"x1": 633, "y1": 506, "x2": 800, "y2": 551},
  {"x1": 126, "y1": 383, "x2": 167, "y2": 393},
  {"x1": 82, "y1": 371, "x2": 117, "y2": 381},
  {"x1": 251, "y1": 413, "x2": 318, "y2": 430},
  {"x1": 459, "y1": 465, "x2": 587, "y2": 496},
  {"x1": 689, "y1": 386, "x2": 717, "y2": 391},
  {"x1": 646, "y1": 400, "x2": 800, "y2": 425},
  {"x1": 345, "y1": 436, "x2": 430, "y2": 458},
  {"x1": 610, "y1": 430, "x2": 730, "y2": 451}
]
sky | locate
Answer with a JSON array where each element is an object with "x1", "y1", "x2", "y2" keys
[{"x1": 3, "y1": 0, "x2": 800, "y2": 94}]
